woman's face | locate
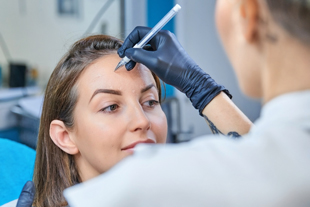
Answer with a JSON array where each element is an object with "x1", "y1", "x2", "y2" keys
[
  {"x1": 70, "y1": 54, "x2": 167, "y2": 181},
  {"x1": 215, "y1": 0, "x2": 263, "y2": 97}
]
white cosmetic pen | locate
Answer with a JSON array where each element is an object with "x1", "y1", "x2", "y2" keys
[{"x1": 114, "y1": 4, "x2": 181, "y2": 71}]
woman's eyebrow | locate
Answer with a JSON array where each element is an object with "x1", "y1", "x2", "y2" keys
[
  {"x1": 89, "y1": 84, "x2": 157, "y2": 103},
  {"x1": 141, "y1": 83, "x2": 157, "y2": 93},
  {"x1": 89, "y1": 89, "x2": 122, "y2": 103}
]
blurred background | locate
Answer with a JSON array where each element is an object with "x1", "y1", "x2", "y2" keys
[{"x1": 0, "y1": 0, "x2": 261, "y2": 148}]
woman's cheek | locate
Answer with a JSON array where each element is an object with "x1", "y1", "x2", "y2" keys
[{"x1": 150, "y1": 108, "x2": 167, "y2": 143}]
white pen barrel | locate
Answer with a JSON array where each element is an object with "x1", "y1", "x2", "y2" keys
[
  {"x1": 136, "y1": 4, "x2": 181, "y2": 48},
  {"x1": 115, "y1": 4, "x2": 181, "y2": 70}
]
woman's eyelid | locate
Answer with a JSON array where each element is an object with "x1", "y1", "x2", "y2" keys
[
  {"x1": 140, "y1": 90, "x2": 159, "y2": 102},
  {"x1": 141, "y1": 92, "x2": 160, "y2": 106},
  {"x1": 102, "y1": 104, "x2": 119, "y2": 112},
  {"x1": 96, "y1": 99, "x2": 121, "y2": 112},
  {"x1": 93, "y1": 90, "x2": 159, "y2": 111},
  {"x1": 142, "y1": 100, "x2": 159, "y2": 109}
]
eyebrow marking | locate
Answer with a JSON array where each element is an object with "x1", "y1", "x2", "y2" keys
[{"x1": 89, "y1": 89, "x2": 122, "y2": 103}]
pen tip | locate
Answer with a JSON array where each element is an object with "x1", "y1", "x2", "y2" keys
[{"x1": 114, "y1": 62, "x2": 122, "y2": 71}]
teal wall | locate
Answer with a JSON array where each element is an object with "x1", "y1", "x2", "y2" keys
[{"x1": 147, "y1": 0, "x2": 175, "y2": 98}]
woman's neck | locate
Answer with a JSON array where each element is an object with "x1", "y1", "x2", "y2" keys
[{"x1": 261, "y1": 37, "x2": 310, "y2": 104}]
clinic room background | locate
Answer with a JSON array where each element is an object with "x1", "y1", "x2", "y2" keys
[{"x1": 0, "y1": 0, "x2": 261, "y2": 147}]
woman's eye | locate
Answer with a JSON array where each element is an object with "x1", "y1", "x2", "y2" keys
[
  {"x1": 144, "y1": 100, "x2": 159, "y2": 108},
  {"x1": 101, "y1": 104, "x2": 119, "y2": 113}
]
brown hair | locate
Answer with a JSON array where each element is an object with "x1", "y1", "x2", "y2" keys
[
  {"x1": 265, "y1": 0, "x2": 310, "y2": 44},
  {"x1": 33, "y1": 35, "x2": 162, "y2": 206}
]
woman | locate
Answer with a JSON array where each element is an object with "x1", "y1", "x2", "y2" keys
[
  {"x1": 61, "y1": 0, "x2": 310, "y2": 206},
  {"x1": 32, "y1": 35, "x2": 167, "y2": 206}
]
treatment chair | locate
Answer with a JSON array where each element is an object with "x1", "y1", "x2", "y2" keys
[{"x1": 0, "y1": 138, "x2": 35, "y2": 205}]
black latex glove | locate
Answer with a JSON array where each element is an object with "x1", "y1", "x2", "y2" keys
[
  {"x1": 118, "y1": 26, "x2": 231, "y2": 115},
  {"x1": 16, "y1": 181, "x2": 35, "y2": 207}
]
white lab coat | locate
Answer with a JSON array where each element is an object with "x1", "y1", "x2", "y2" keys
[{"x1": 64, "y1": 90, "x2": 310, "y2": 207}]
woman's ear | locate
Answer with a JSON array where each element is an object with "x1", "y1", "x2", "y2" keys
[
  {"x1": 240, "y1": 0, "x2": 259, "y2": 43},
  {"x1": 50, "y1": 120, "x2": 79, "y2": 155}
]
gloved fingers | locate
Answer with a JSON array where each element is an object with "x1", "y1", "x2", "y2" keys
[
  {"x1": 16, "y1": 181, "x2": 35, "y2": 207},
  {"x1": 143, "y1": 44, "x2": 154, "y2": 52},
  {"x1": 125, "y1": 48, "x2": 156, "y2": 71},
  {"x1": 124, "y1": 45, "x2": 153, "y2": 71},
  {"x1": 118, "y1": 26, "x2": 152, "y2": 58},
  {"x1": 125, "y1": 60, "x2": 136, "y2": 71}
]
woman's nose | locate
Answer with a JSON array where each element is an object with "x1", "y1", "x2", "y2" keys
[{"x1": 128, "y1": 105, "x2": 151, "y2": 132}]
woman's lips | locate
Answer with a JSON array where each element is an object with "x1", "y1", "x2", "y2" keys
[{"x1": 121, "y1": 139, "x2": 156, "y2": 151}]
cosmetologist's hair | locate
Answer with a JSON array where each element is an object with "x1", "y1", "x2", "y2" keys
[{"x1": 265, "y1": 0, "x2": 310, "y2": 44}]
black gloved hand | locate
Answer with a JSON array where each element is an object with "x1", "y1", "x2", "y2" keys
[
  {"x1": 16, "y1": 181, "x2": 35, "y2": 207},
  {"x1": 118, "y1": 26, "x2": 231, "y2": 115}
]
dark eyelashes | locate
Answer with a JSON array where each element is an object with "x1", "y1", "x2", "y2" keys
[{"x1": 99, "y1": 99, "x2": 159, "y2": 114}]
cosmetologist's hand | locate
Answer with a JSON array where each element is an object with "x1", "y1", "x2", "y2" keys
[
  {"x1": 16, "y1": 181, "x2": 35, "y2": 207},
  {"x1": 118, "y1": 26, "x2": 231, "y2": 114}
]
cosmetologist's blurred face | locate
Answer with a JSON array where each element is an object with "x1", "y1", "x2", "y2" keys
[{"x1": 215, "y1": 0, "x2": 263, "y2": 97}]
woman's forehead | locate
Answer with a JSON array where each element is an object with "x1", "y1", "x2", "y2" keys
[{"x1": 77, "y1": 54, "x2": 155, "y2": 93}]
